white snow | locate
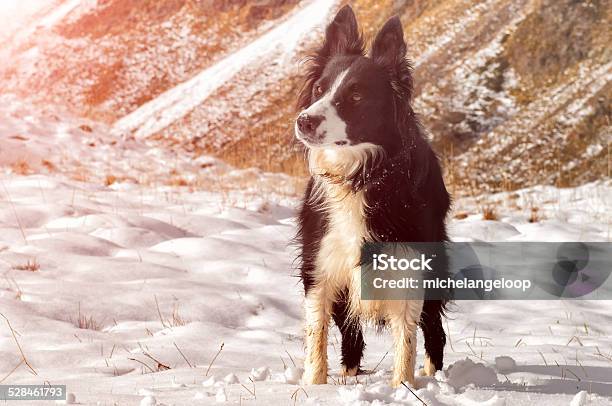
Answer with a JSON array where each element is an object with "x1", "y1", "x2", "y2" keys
[
  {"x1": 250, "y1": 366, "x2": 272, "y2": 382},
  {"x1": 284, "y1": 366, "x2": 304, "y2": 384},
  {"x1": 446, "y1": 358, "x2": 499, "y2": 389},
  {"x1": 202, "y1": 376, "x2": 218, "y2": 388},
  {"x1": 0, "y1": 171, "x2": 610, "y2": 405},
  {"x1": 55, "y1": 391, "x2": 77, "y2": 404},
  {"x1": 0, "y1": 0, "x2": 609, "y2": 403},
  {"x1": 215, "y1": 387, "x2": 227, "y2": 402},
  {"x1": 223, "y1": 372, "x2": 240, "y2": 385},
  {"x1": 1, "y1": 83, "x2": 611, "y2": 405},
  {"x1": 571, "y1": 391, "x2": 588, "y2": 406},
  {"x1": 139, "y1": 395, "x2": 156, "y2": 406},
  {"x1": 494, "y1": 356, "x2": 516, "y2": 373}
]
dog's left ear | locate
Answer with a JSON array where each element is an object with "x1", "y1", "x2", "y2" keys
[{"x1": 371, "y1": 16, "x2": 407, "y2": 71}]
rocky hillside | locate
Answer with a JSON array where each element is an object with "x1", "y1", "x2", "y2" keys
[
  {"x1": 1, "y1": 0, "x2": 610, "y2": 194},
  {"x1": 1, "y1": 0, "x2": 300, "y2": 121}
]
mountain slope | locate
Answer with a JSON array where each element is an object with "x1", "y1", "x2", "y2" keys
[
  {"x1": 1, "y1": 0, "x2": 610, "y2": 194},
  {"x1": 1, "y1": 0, "x2": 301, "y2": 121}
]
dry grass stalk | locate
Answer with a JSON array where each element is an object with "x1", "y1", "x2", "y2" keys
[
  {"x1": 12, "y1": 260, "x2": 40, "y2": 272},
  {"x1": 454, "y1": 212, "x2": 469, "y2": 220},
  {"x1": 285, "y1": 349, "x2": 296, "y2": 367},
  {"x1": 290, "y1": 387, "x2": 308, "y2": 405},
  {"x1": 368, "y1": 350, "x2": 390, "y2": 375},
  {"x1": 105, "y1": 175, "x2": 117, "y2": 186},
  {"x1": 528, "y1": 206, "x2": 541, "y2": 223},
  {"x1": 482, "y1": 205, "x2": 499, "y2": 220},
  {"x1": 0, "y1": 180, "x2": 27, "y2": 243},
  {"x1": 240, "y1": 382, "x2": 256, "y2": 399},
  {"x1": 142, "y1": 351, "x2": 170, "y2": 371},
  {"x1": 74, "y1": 302, "x2": 103, "y2": 331},
  {"x1": 154, "y1": 295, "x2": 168, "y2": 328},
  {"x1": 0, "y1": 359, "x2": 24, "y2": 383},
  {"x1": 71, "y1": 171, "x2": 89, "y2": 183},
  {"x1": 170, "y1": 302, "x2": 187, "y2": 326},
  {"x1": 11, "y1": 159, "x2": 32, "y2": 175},
  {"x1": 0, "y1": 312, "x2": 38, "y2": 376},
  {"x1": 128, "y1": 342, "x2": 171, "y2": 373},
  {"x1": 127, "y1": 357, "x2": 156, "y2": 374},
  {"x1": 206, "y1": 342, "x2": 225, "y2": 376},
  {"x1": 401, "y1": 382, "x2": 427, "y2": 405},
  {"x1": 173, "y1": 342, "x2": 193, "y2": 368},
  {"x1": 154, "y1": 296, "x2": 188, "y2": 328},
  {"x1": 41, "y1": 159, "x2": 56, "y2": 172}
]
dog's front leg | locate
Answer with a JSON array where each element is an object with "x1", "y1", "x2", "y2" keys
[
  {"x1": 303, "y1": 288, "x2": 331, "y2": 384},
  {"x1": 389, "y1": 310, "x2": 419, "y2": 388}
]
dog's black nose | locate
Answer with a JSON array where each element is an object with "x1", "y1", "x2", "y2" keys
[{"x1": 297, "y1": 113, "x2": 323, "y2": 135}]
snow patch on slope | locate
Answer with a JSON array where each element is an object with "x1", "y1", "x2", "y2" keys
[{"x1": 112, "y1": 0, "x2": 337, "y2": 139}]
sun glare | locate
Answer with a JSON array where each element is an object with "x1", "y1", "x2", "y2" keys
[
  {"x1": 0, "y1": 0, "x2": 20, "y2": 13},
  {"x1": 0, "y1": 0, "x2": 51, "y2": 37}
]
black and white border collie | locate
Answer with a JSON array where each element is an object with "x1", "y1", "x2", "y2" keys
[{"x1": 294, "y1": 5, "x2": 451, "y2": 387}]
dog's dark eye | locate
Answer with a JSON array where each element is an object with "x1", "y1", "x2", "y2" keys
[
  {"x1": 351, "y1": 93, "x2": 362, "y2": 102},
  {"x1": 314, "y1": 85, "x2": 323, "y2": 97}
]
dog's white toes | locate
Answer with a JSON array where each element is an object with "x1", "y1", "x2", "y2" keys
[
  {"x1": 302, "y1": 365, "x2": 328, "y2": 384},
  {"x1": 341, "y1": 366, "x2": 358, "y2": 377},
  {"x1": 422, "y1": 356, "x2": 436, "y2": 376}
]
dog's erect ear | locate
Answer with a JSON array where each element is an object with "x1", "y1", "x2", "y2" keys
[
  {"x1": 371, "y1": 16, "x2": 407, "y2": 70},
  {"x1": 371, "y1": 16, "x2": 414, "y2": 116},
  {"x1": 297, "y1": 6, "x2": 363, "y2": 110},
  {"x1": 319, "y1": 5, "x2": 364, "y2": 57}
]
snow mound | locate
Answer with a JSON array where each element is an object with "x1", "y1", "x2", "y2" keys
[
  {"x1": 215, "y1": 387, "x2": 227, "y2": 402},
  {"x1": 223, "y1": 373, "x2": 240, "y2": 384},
  {"x1": 494, "y1": 356, "x2": 517, "y2": 373},
  {"x1": 250, "y1": 366, "x2": 271, "y2": 381},
  {"x1": 202, "y1": 376, "x2": 219, "y2": 388},
  {"x1": 55, "y1": 392, "x2": 77, "y2": 405},
  {"x1": 284, "y1": 367, "x2": 304, "y2": 384},
  {"x1": 447, "y1": 358, "x2": 500, "y2": 389},
  {"x1": 139, "y1": 395, "x2": 156, "y2": 406},
  {"x1": 570, "y1": 391, "x2": 588, "y2": 406}
]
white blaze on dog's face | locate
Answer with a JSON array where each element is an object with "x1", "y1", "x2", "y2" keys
[{"x1": 295, "y1": 69, "x2": 350, "y2": 147}]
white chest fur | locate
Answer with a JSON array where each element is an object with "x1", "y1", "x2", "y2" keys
[
  {"x1": 304, "y1": 151, "x2": 424, "y2": 389},
  {"x1": 314, "y1": 180, "x2": 368, "y2": 292},
  {"x1": 307, "y1": 145, "x2": 405, "y2": 321}
]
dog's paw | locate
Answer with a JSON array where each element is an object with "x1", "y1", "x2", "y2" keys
[
  {"x1": 302, "y1": 371, "x2": 327, "y2": 384},
  {"x1": 420, "y1": 356, "x2": 436, "y2": 377},
  {"x1": 391, "y1": 374, "x2": 416, "y2": 388},
  {"x1": 303, "y1": 364, "x2": 328, "y2": 384},
  {"x1": 340, "y1": 366, "x2": 358, "y2": 377}
]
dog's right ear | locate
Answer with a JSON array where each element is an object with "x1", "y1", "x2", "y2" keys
[
  {"x1": 297, "y1": 6, "x2": 363, "y2": 111},
  {"x1": 318, "y1": 5, "x2": 364, "y2": 57}
]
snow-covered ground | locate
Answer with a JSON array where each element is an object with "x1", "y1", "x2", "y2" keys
[
  {"x1": 0, "y1": 94, "x2": 300, "y2": 198},
  {"x1": 0, "y1": 171, "x2": 611, "y2": 405},
  {"x1": 0, "y1": 0, "x2": 610, "y2": 403}
]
